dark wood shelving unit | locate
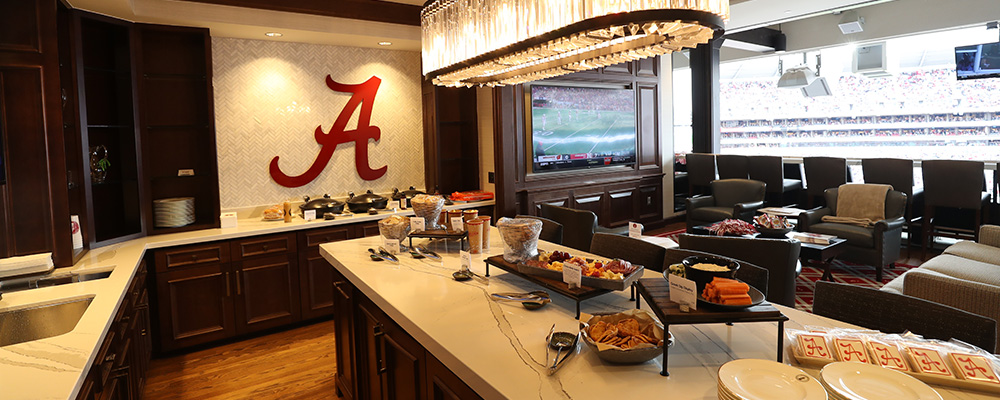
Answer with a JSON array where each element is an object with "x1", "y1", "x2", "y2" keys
[
  {"x1": 72, "y1": 11, "x2": 146, "y2": 247},
  {"x1": 135, "y1": 24, "x2": 220, "y2": 235}
]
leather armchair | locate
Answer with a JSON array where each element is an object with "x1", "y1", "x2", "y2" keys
[
  {"x1": 798, "y1": 187, "x2": 907, "y2": 281},
  {"x1": 685, "y1": 179, "x2": 766, "y2": 232},
  {"x1": 538, "y1": 204, "x2": 627, "y2": 252}
]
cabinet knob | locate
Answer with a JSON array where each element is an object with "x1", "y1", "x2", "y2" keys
[
  {"x1": 140, "y1": 329, "x2": 147, "y2": 336},
  {"x1": 105, "y1": 354, "x2": 116, "y2": 363},
  {"x1": 191, "y1": 254, "x2": 199, "y2": 261},
  {"x1": 262, "y1": 244, "x2": 269, "y2": 251}
]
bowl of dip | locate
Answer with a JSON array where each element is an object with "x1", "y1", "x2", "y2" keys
[{"x1": 681, "y1": 256, "x2": 740, "y2": 293}]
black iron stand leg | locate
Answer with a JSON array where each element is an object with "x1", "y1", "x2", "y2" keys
[
  {"x1": 485, "y1": 263, "x2": 490, "y2": 277},
  {"x1": 635, "y1": 291, "x2": 641, "y2": 310},
  {"x1": 660, "y1": 323, "x2": 670, "y2": 376},
  {"x1": 630, "y1": 284, "x2": 635, "y2": 301},
  {"x1": 777, "y1": 320, "x2": 785, "y2": 363},
  {"x1": 575, "y1": 301, "x2": 581, "y2": 319}
]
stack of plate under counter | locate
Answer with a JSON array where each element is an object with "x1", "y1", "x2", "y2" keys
[{"x1": 154, "y1": 197, "x2": 195, "y2": 228}]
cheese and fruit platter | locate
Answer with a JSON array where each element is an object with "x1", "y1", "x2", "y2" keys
[{"x1": 520, "y1": 249, "x2": 644, "y2": 291}]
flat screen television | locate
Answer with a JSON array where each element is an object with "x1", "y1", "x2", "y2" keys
[
  {"x1": 528, "y1": 85, "x2": 637, "y2": 173},
  {"x1": 955, "y1": 42, "x2": 1000, "y2": 80}
]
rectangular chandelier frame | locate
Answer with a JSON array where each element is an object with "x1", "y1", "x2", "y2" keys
[{"x1": 421, "y1": 1, "x2": 729, "y2": 87}]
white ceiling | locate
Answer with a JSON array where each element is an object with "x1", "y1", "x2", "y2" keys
[{"x1": 65, "y1": 0, "x2": 896, "y2": 52}]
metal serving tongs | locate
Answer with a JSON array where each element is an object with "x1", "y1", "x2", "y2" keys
[
  {"x1": 368, "y1": 248, "x2": 399, "y2": 263},
  {"x1": 544, "y1": 324, "x2": 579, "y2": 375},
  {"x1": 490, "y1": 291, "x2": 551, "y2": 310},
  {"x1": 411, "y1": 244, "x2": 441, "y2": 260}
]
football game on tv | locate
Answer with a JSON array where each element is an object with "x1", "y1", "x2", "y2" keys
[{"x1": 529, "y1": 85, "x2": 637, "y2": 173}]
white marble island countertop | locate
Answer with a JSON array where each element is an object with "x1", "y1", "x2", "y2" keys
[
  {"x1": 0, "y1": 201, "x2": 492, "y2": 400},
  {"x1": 320, "y1": 229, "x2": 992, "y2": 400}
]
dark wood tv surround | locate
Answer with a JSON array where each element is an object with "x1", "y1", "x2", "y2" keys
[{"x1": 492, "y1": 58, "x2": 665, "y2": 227}]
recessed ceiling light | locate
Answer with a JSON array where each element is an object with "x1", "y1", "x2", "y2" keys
[
  {"x1": 378, "y1": 41, "x2": 392, "y2": 46},
  {"x1": 265, "y1": 32, "x2": 283, "y2": 37}
]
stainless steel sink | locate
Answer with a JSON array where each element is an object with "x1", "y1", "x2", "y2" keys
[{"x1": 0, "y1": 296, "x2": 94, "y2": 347}]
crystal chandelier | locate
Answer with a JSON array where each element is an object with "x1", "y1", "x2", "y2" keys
[{"x1": 421, "y1": 0, "x2": 729, "y2": 87}]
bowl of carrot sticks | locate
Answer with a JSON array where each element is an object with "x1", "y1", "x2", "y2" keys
[
  {"x1": 698, "y1": 277, "x2": 763, "y2": 309},
  {"x1": 682, "y1": 256, "x2": 739, "y2": 294}
]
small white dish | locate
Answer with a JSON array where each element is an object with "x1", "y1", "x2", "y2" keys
[
  {"x1": 719, "y1": 359, "x2": 827, "y2": 400},
  {"x1": 820, "y1": 362, "x2": 942, "y2": 400}
]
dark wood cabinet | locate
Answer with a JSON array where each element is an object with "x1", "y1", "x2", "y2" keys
[
  {"x1": 78, "y1": 261, "x2": 151, "y2": 400},
  {"x1": 155, "y1": 262, "x2": 235, "y2": 351},
  {"x1": 135, "y1": 24, "x2": 220, "y2": 235},
  {"x1": 333, "y1": 267, "x2": 357, "y2": 400},
  {"x1": 426, "y1": 354, "x2": 481, "y2": 400},
  {"x1": 422, "y1": 83, "x2": 480, "y2": 194},
  {"x1": 493, "y1": 60, "x2": 666, "y2": 225},
  {"x1": 0, "y1": 0, "x2": 72, "y2": 266},
  {"x1": 233, "y1": 253, "x2": 300, "y2": 333},
  {"x1": 335, "y1": 270, "x2": 482, "y2": 400},
  {"x1": 358, "y1": 299, "x2": 425, "y2": 400},
  {"x1": 300, "y1": 225, "x2": 352, "y2": 320}
]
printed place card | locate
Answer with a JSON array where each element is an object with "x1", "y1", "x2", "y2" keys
[
  {"x1": 562, "y1": 261, "x2": 582, "y2": 288},
  {"x1": 303, "y1": 210, "x2": 316, "y2": 221},
  {"x1": 451, "y1": 217, "x2": 465, "y2": 232},
  {"x1": 668, "y1": 274, "x2": 697, "y2": 310},
  {"x1": 460, "y1": 250, "x2": 472, "y2": 271},
  {"x1": 629, "y1": 222, "x2": 643, "y2": 238},
  {"x1": 410, "y1": 217, "x2": 425, "y2": 232},
  {"x1": 383, "y1": 238, "x2": 400, "y2": 254}
]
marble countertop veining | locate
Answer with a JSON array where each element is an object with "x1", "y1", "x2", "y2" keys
[
  {"x1": 0, "y1": 200, "x2": 493, "y2": 400},
  {"x1": 321, "y1": 229, "x2": 992, "y2": 400}
]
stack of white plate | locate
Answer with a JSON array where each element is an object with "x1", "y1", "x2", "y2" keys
[
  {"x1": 718, "y1": 359, "x2": 828, "y2": 400},
  {"x1": 820, "y1": 362, "x2": 942, "y2": 400},
  {"x1": 154, "y1": 197, "x2": 195, "y2": 228}
]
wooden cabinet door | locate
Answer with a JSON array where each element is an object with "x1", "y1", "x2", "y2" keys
[
  {"x1": 300, "y1": 226, "x2": 351, "y2": 319},
  {"x1": 156, "y1": 263, "x2": 235, "y2": 352},
  {"x1": 426, "y1": 353, "x2": 482, "y2": 400},
  {"x1": 359, "y1": 299, "x2": 425, "y2": 400},
  {"x1": 333, "y1": 268, "x2": 356, "y2": 400},
  {"x1": 354, "y1": 221, "x2": 382, "y2": 238},
  {"x1": 358, "y1": 301, "x2": 385, "y2": 400},
  {"x1": 234, "y1": 254, "x2": 301, "y2": 334}
]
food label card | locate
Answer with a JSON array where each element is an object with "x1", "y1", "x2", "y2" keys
[
  {"x1": 410, "y1": 217, "x2": 425, "y2": 232},
  {"x1": 451, "y1": 217, "x2": 465, "y2": 232},
  {"x1": 562, "y1": 262, "x2": 582, "y2": 288},
  {"x1": 459, "y1": 250, "x2": 472, "y2": 271},
  {"x1": 629, "y1": 222, "x2": 643, "y2": 239},
  {"x1": 304, "y1": 210, "x2": 316, "y2": 221},
  {"x1": 388, "y1": 200, "x2": 400, "y2": 210},
  {"x1": 383, "y1": 238, "x2": 400, "y2": 254},
  {"x1": 668, "y1": 274, "x2": 697, "y2": 310}
]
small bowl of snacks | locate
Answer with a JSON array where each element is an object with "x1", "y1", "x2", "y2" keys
[
  {"x1": 753, "y1": 214, "x2": 793, "y2": 238},
  {"x1": 682, "y1": 255, "x2": 740, "y2": 293},
  {"x1": 378, "y1": 215, "x2": 411, "y2": 242},
  {"x1": 581, "y1": 310, "x2": 672, "y2": 364}
]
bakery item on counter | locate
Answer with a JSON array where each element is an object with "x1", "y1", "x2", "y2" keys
[
  {"x1": 949, "y1": 353, "x2": 1000, "y2": 384},
  {"x1": 866, "y1": 339, "x2": 910, "y2": 372},
  {"x1": 263, "y1": 205, "x2": 284, "y2": 220},
  {"x1": 833, "y1": 338, "x2": 871, "y2": 364},
  {"x1": 906, "y1": 346, "x2": 955, "y2": 378},
  {"x1": 796, "y1": 333, "x2": 836, "y2": 363}
]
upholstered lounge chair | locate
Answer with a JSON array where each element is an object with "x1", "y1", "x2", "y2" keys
[{"x1": 685, "y1": 179, "x2": 766, "y2": 232}]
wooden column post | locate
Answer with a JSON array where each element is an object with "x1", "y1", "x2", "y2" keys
[{"x1": 690, "y1": 35, "x2": 723, "y2": 154}]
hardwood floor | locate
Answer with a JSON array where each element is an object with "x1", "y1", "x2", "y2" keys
[{"x1": 143, "y1": 320, "x2": 338, "y2": 399}]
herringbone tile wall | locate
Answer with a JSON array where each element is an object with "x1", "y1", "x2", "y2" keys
[{"x1": 213, "y1": 37, "x2": 424, "y2": 209}]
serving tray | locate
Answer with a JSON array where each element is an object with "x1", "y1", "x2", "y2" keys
[{"x1": 516, "y1": 258, "x2": 644, "y2": 291}]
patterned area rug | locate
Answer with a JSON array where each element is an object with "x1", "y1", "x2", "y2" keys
[{"x1": 653, "y1": 229, "x2": 918, "y2": 313}]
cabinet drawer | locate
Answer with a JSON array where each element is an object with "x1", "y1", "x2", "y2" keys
[
  {"x1": 233, "y1": 233, "x2": 295, "y2": 260},
  {"x1": 155, "y1": 242, "x2": 230, "y2": 273},
  {"x1": 303, "y1": 226, "x2": 352, "y2": 248}
]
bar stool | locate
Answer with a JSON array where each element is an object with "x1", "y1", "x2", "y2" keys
[
  {"x1": 685, "y1": 153, "x2": 716, "y2": 196},
  {"x1": 921, "y1": 159, "x2": 992, "y2": 255},
  {"x1": 716, "y1": 154, "x2": 749, "y2": 179},
  {"x1": 748, "y1": 155, "x2": 801, "y2": 207},
  {"x1": 862, "y1": 158, "x2": 923, "y2": 248},
  {"x1": 803, "y1": 156, "x2": 850, "y2": 208}
]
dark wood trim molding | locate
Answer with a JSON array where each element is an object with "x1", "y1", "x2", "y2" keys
[
  {"x1": 690, "y1": 34, "x2": 723, "y2": 153},
  {"x1": 176, "y1": 0, "x2": 422, "y2": 26}
]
